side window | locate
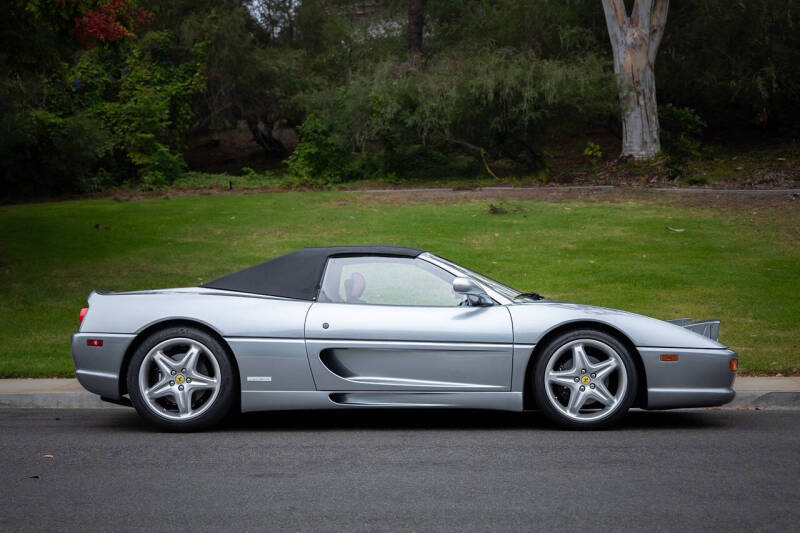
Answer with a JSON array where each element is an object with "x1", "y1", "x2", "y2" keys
[{"x1": 318, "y1": 256, "x2": 463, "y2": 307}]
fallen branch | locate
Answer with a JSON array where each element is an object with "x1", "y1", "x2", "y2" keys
[{"x1": 436, "y1": 136, "x2": 500, "y2": 181}]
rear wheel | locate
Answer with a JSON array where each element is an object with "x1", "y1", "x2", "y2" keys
[
  {"x1": 532, "y1": 329, "x2": 638, "y2": 429},
  {"x1": 127, "y1": 326, "x2": 235, "y2": 431}
]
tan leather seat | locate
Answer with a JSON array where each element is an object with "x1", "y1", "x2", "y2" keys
[{"x1": 344, "y1": 272, "x2": 366, "y2": 303}]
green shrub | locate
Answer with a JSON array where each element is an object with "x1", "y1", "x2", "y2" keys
[
  {"x1": 2, "y1": 28, "x2": 204, "y2": 197},
  {"x1": 414, "y1": 50, "x2": 617, "y2": 171},
  {"x1": 140, "y1": 171, "x2": 168, "y2": 190},
  {"x1": 659, "y1": 104, "x2": 706, "y2": 179},
  {"x1": 296, "y1": 50, "x2": 617, "y2": 179},
  {"x1": 79, "y1": 168, "x2": 117, "y2": 194},
  {"x1": 285, "y1": 114, "x2": 349, "y2": 186},
  {"x1": 583, "y1": 141, "x2": 602, "y2": 168},
  {"x1": 141, "y1": 144, "x2": 185, "y2": 186}
]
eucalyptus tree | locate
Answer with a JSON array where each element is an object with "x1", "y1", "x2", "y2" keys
[{"x1": 601, "y1": 0, "x2": 669, "y2": 159}]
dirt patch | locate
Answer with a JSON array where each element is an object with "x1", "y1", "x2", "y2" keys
[
  {"x1": 331, "y1": 186, "x2": 800, "y2": 212},
  {"x1": 46, "y1": 179, "x2": 800, "y2": 213}
]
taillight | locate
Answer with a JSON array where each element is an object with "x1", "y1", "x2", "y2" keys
[
  {"x1": 79, "y1": 307, "x2": 88, "y2": 327},
  {"x1": 729, "y1": 359, "x2": 738, "y2": 372}
]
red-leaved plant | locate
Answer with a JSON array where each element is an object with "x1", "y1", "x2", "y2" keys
[{"x1": 62, "y1": 0, "x2": 153, "y2": 48}]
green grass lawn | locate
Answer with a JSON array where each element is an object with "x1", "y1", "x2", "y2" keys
[{"x1": 0, "y1": 190, "x2": 798, "y2": 377}]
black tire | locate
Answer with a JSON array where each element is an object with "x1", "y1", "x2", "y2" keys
[
  {"x1": 127, "y1": 326, "x2": 236, "y2": 432},
  {"x1": 532, "y1": 329, "x2": 638, "y2": 430}
]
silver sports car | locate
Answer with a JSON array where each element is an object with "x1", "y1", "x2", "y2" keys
[{"x1": 71, "y1": 245, "x2": 737, "y2": 431}]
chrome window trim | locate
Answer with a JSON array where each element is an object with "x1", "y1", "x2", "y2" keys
[{"x1": 419, "y1": 252, "x2": 513, "y2": 306}]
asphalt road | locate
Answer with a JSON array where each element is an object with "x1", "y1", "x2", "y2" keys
[{"x1": 1, "y1": 408, "x2": 798, "y2": 532}]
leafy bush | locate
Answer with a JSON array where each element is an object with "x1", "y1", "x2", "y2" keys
[
  {"x1": 285, "y1": 114, "x2": 349, "y2": 186},
  {"x1": 1, "y1": 23, "x2": 203, "y2": 197},
  {"x1": 139, "y1": 144, "x2": 186, "y2": 189},
  {"x1": 659, "y1": 104, "x2": 706, "y2": 178},
  {"x1": 583, "y1": 141, "x2": 602, "y2": 167},
  {"x1": 296, "y1": 49, "x2": 617, "y2": 179},
  {"x1": 415, "y1": 50, "x2": 617, "y2": 171},
  {"x1": 79, "y1": 168, "x2": 117, "y2": 194}
]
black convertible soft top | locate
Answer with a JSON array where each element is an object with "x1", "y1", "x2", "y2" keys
[{"x1": 202, "y1": 245, "x2": 423, "y2": 300}]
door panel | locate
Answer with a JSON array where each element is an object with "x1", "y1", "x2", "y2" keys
[{"x1": 305, "y1": 303, "x2": 513, "y2": 391}]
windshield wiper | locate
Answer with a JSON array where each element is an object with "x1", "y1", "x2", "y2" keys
[{"x1": 514, "y1": 291, "x2": 545, "y2": 301}]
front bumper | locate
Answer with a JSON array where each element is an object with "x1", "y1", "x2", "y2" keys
[
  {"x1": 71, "y1": 333, "x2": 135, "y2": 399},
  {"x1": 638, "y1": 346, "x2": 737, "y2": 409}
]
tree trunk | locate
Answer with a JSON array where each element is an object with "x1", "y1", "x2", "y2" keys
[
  {"x1": 408, "y1": 0, "x2": 424, "y2": 59},
  {"x1": 615, "y1": 42, "x2": 660, "y2": 158},
  {"x1": 602, "y1": 0, "x2": 669, "y2": 159},
  {"x1": 247, "y1": 119, "x2": 284, "y2": 156}
]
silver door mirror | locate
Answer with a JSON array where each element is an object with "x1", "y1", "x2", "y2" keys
[
  {"x1": 453, "y1": 277, "x2": 493, "y2": 306},
  {"x1": 453, "y1": 277, "x2": 484, "y2": 295}
]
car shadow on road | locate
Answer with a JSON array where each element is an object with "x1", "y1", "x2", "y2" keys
[
  {"x1": 215, "y1": 408, "x2": 730, "y2": 433},
  {"x1": 91, "y1": 406, "x2": 733, "y2": 433}
]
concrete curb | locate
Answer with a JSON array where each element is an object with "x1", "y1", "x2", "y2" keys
[
  {"x1": 1, "y1": 378, "x2": 799, "y2": 410},
  {"x1": 0, "y1": 379, "x2": 122, "y2": 409},
  {"x1": 0, "y1": 392, "x2": 123, "y2": 409},
  {"x1": 725, "y1": 392, "x2": 800, "y2": 410}
]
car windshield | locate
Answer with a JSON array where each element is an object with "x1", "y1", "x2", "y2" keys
[{"x1": 427, "y1": 254, "x2": 537, "y2": 301}]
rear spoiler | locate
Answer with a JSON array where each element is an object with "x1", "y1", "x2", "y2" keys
[{"x1": 668, "y1": 318, "x2": 721, "y2": 341}]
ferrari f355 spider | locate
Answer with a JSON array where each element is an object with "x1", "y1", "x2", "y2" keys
[{"x1": 72, "y1": 245, "x2": 737, "y2": 430}]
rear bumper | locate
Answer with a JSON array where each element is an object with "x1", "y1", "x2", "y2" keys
[
  {"x1": 638, "y1": 346, "x2": 737, "y2": 409},
  {"x1": 71, "y1": 333, "x2": 135, "y2": 399}
]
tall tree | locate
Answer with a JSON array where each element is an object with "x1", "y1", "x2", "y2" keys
[
  {"x1": 408, "y1": 0, "x2": 424, "y2": 58},
  {"x1": 602, "y1": 0, "x2": 669, "y2": 159}
]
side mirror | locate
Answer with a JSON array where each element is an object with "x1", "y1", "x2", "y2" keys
[{"x1": 453, "y1": 277, "x2": 493, "y2": 306}]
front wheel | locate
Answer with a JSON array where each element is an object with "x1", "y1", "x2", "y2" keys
[
  {"x1": 127, "y1": 326, "x2": 236, "y2": 431},
  {"x1": 532, "y1": 329, "x2": 638, "y2": 429}
]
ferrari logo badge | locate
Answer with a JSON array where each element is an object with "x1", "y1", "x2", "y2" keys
[
  {"x1": 175, "y1": 374, "x2": 185, "y2": 385},
  {"x1": 580, "y1": 375, "x2": 591, "y2": 386}
]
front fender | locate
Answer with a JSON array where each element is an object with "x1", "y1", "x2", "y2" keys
[{"x1": 508, "y1": 302, "x2": 726, "y2": 349}]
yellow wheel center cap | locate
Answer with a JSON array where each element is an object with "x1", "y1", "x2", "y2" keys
[
  {"x1": 580, "y1": 375, "x2": 591, "y2": 386},
  {"x1": 175, "y1": 374, "x2": 185, "y2": 385}
]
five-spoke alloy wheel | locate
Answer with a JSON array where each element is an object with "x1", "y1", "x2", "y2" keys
[
  {"x1": 533, "y1": 329, "x2": 638, "y2": 429},
  {"x1": 128, "y1": 326, "x2": 235, "y2": 431}
]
